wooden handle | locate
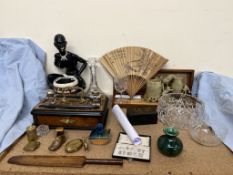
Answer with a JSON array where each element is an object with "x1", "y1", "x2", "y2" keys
[{"x1": 85, "y1": 158, "x2": 123, "y2": 166}]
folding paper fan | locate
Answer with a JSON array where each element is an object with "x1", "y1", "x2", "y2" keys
[{"x1": 100, "y1": 46, "x2": 168, "y2": 98}]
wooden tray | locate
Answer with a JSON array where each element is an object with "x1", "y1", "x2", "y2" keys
[{"x1": 112, "y1": 69, "x2": 194, "y2": 108}]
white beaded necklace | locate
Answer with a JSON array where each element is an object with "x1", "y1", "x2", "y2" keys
[{"x1": 60, "y1": 52, "x2": 68, "y2": 61}]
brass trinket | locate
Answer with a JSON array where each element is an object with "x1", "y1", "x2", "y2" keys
[
  {"x1": 26, "y1": 125, "x2": 38, "y2": 142},
  {"x1": 23, "y1": 125, "x2": 40, "y2": 152},
  {"x1": 48, "y1": 127, "x2": 66, "y2": 151},
  {"x1": 82, "y1": 138, "x2": 89, "y2": 152},
  {"x1": 23, "y1": 141, "x2": 40, "y2": 152},
  {"x1": 65, "y1": 139, "x2": 83, "y2": 153}
]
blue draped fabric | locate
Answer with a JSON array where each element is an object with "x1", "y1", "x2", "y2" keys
[
  {"x1": 0, "y1": 39, "x2": 47, "y2": 153},
  {"x1": 192, "y1": 72, "x2": 233, "y2": 151}
]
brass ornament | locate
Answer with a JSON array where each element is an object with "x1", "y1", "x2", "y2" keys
[
  {"x1": 23, "y1": 125, "x2": 40, "y2": 152},
  {"x1": 65, "y1": 139, "x2": 83, "y2": 153},
  {"x1": 48, "y1": 127, "x2": 66, "y2": 151}
]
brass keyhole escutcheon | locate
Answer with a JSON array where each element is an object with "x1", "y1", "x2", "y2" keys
[{"x1": 60, "y1": 118, "x2": 76, "y2": 125}]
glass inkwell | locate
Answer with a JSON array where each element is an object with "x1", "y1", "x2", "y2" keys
[
  {"x1": 157, "y1": 127, "x2": 183, "y2": 157},
  {"x1": 89, "y1": 123, "x2": 111, "y2": 145}
]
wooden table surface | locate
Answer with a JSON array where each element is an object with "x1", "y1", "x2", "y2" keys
[{"x1": 0, "y1": 110, "x2": 233, "y2": 175}]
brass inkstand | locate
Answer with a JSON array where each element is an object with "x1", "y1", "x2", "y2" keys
[{"x1": 31, "y1": 58, "x2": 108, "y2": 130}]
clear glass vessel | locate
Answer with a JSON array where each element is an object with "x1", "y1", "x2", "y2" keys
[
  {"x1": 157, "y1": 93, "x2": 204, "y2": 130},
  {"x1": 189, "y1": 120, "x2": 228, "y2": 146},
  {"x1": 86, "y1": 58, "x2": 104, "y2": 105},
  {"x1": 113, "y1": 76, "x2": 127, "y2": 103}
]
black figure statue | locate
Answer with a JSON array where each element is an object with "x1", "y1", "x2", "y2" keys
[{"x1": 47, "y1": 34, "x2": 87, "y2": 89}]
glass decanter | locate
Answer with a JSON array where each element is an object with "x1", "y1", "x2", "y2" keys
[{"x1": 86, "y1": 58, "x2": 104, "y2": 105}]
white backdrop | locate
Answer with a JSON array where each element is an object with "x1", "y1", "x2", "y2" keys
[{"x1": 1, "y1": 0, "x2": 233, "y2": 95}]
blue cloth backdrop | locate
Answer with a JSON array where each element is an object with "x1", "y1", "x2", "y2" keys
[
  {"x1": 192, "y1": 71, "x2": 233, "y2": 151},
  {"x1": 0, "y1": 38, "x2": 47, "y2": 153}
]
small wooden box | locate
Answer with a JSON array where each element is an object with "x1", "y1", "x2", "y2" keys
[
  {"x1": 31, "y1": 96, "x2": 109, "y2": 130},
  {"x1": 127, "y1": 107, "x2": 157, "y2": 125},
  {"x1": 112, "y1": 69, "x2": 194, "y2": 108}
]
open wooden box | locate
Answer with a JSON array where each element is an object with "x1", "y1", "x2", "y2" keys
[{"x1": 112, "y1": 69, "x2": 195, "y2": 108}]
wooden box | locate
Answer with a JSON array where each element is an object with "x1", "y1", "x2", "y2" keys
[
  {"x1": 112, "y1": 69, "x2": 194, "y2": 108},
  {"x1": 126, "y1": 107, "x2": 157, "y2": 125},
  {"x1": 31, "y1": 96, "x2": 109, "y2": 130}
]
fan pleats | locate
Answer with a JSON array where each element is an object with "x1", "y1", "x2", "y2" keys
[{"x1": 100, "y1": 46, "x2": 168, "y2": 98}]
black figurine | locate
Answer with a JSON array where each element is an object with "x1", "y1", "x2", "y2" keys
[{"x1": 47, "y1": 34, "x2": 87, "y2": 89}]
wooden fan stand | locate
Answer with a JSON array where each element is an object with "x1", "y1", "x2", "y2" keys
[{"x1": 112, "y1": 69, "x2": 194, "y2": 108}]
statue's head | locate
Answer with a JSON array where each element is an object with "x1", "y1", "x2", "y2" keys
[{"x1": 54, "y1": 34, "x2": 67, "y2": 53}]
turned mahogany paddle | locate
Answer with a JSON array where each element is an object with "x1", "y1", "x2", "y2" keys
[{"x1": 8, "y1": 155, "x2": 123, "y2": 168}]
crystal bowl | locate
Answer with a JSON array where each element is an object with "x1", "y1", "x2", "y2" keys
[
  {"x1": 157, "y1": 93, "x2": 204, "y2": 130},
  {"x1": 189, "y1": 122, "x2": 228, "y2": 146}
]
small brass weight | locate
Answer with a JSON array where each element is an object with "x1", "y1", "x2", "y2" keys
[{"x1": 23, "y1": 125, "x2": 40, "y2": 151}]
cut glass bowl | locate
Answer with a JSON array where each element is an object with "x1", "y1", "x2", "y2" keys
[
  {"x1": 157, "y1": 93, "x2": 204, "y2": 130},
  {"x1": 189, "y1": 122, "x2": 228, "y2": 146}
]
